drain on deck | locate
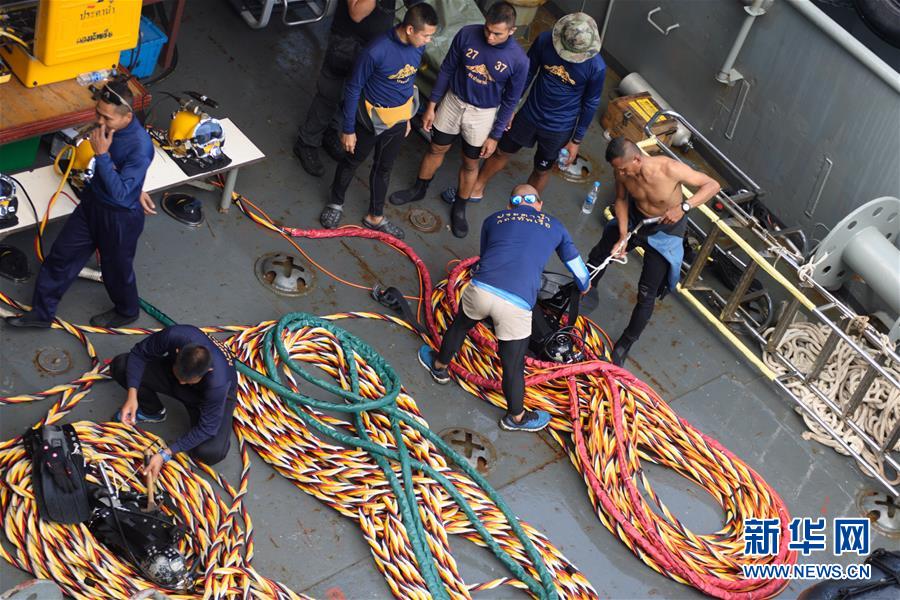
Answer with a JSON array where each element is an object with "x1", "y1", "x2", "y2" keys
[
  {"x1": 408, "y1": 208, "x2": 441, "y2": 233},
  {"x1": 858, "y1": 489, "x2": 900, "y2": 537},
  {"x1": 556, "y1": 152, "x2": 595, "y2": 183},
  {"x1": 254, "y1": 252, "x2": 314, "y2": 297},
  {"x1": 35, "y1": 347, "x2": 72, "y2": 374},
  {"x1": 438, "y1": 428, "x2": 497, "y2": 474}
]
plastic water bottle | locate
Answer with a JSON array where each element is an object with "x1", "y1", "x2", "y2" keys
[
  {"x1": 76, "y1": 68, "x2": 117, "y2": 86},
  {"x1": 557, "y1": 148, "x2": 570, "y2": 170},
  {"x1": 582, "y1": 181, "x2": 600, "y2": 215}
]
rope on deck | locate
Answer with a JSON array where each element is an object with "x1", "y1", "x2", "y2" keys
[{"x1": 763, "y1": 320, "x2": 900, "y2": 485}]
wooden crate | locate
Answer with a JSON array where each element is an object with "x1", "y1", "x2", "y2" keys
[{"x1": 601, "y1": 93, "x2": 677, "y2": 146}]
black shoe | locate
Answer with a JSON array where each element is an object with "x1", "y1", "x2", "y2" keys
[
  {"x1": 293, "y1": 141, "x2": 325, "y2": 177},
  {"x1": 389, "y1": 179, "x2": 430, "y2": 206},
  {"x1": 610, "y1": 335, "x2": 636, "y2": 367},
  {"x1": 319, "y1": 204, "x2": 344, "y2": 229},
  {"x1": 322, "y1": 129, "x2": 346, "y2": 162},
  {"x1": 450, "y1": 199, "x2": 468, "y2": 238},
  {"x1": 90, "y1": 308, "x2": 139, "y2": 328},
  {"x1": 5, "y1": 311, "x2": 51, "y2": 329}
]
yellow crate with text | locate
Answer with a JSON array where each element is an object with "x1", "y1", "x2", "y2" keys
[
  {"x1": 601, "y1": 93, "x2": 678, "y2": 146},
  {"x1": 1, "y1": 0, "x2": 141, "y2": 88}
]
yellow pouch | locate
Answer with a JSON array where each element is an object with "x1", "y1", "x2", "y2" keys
[{"x1": 365, "y1": 96, "x2": 415, "y2": 129}]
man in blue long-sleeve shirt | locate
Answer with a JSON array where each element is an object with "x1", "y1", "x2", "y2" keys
[
  {"x1": 389, "y1": 2, "x2": 528, "y2": 239},
  {"x1": 465, "y1": 13, "x2": 605, "y2": 199},
  {"x1": 319, "y1": 3, "x2": 438, "y2": 240},
  {"x1": 110, "y1": 324, "x2": 239, "y2": 478},
  {"x1": 417, "y1": 184, "x2": 590, "y2": 433},
  {"x1": 6, "y1": 79, "x2": 155, "y2": 330}
]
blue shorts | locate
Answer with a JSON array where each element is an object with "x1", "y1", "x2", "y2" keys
[{"x1": 498, "y1": 113, "x2": 571, "y2": 172}]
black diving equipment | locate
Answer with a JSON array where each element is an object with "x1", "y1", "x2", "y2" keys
[
  {"x1": 0, "y1": 172, "x2": 20, "y2": 230},
  {"x1": 161, "y1": 192, "x2": 204, "y2": 227},
  {"x1": 531, "y1": 272, "x2": 586, "y2": 365},
  {"x1": 88, "y1": 461, "x2": 193, "y2": 591},
  {"x1": 0, "y1": 244, "x2": 30, "y2": 282},
  {"x1": 23, "y1": 424, "x2": 91, "y2": 524}
]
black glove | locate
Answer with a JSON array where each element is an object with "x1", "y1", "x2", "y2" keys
[{"x1": 43, "y1": 444, "x2": 77, "y2": 493}]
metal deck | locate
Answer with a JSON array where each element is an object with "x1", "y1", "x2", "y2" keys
[{"x1": 0, "y1": 3, "x2": 892, "y2": 597}]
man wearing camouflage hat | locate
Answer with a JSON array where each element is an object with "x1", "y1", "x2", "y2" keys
[{"x1": 445, "y1": 13, "x2": 605, "y2": 200}]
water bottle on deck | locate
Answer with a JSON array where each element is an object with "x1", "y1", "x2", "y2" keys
[
  {"x1": 557, "y1": 148, "x2": 570, "y2": 170},
  {"x1": 582, "y1": 181, "x2": 600, "y2": 215},
  {"x1": 76, "y1": 69, "x2": 117, "y2": 87}
]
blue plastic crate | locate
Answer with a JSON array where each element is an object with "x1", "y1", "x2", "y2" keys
[{"x1": 120, "y1": 16, "x2": 168, "y2": 79}]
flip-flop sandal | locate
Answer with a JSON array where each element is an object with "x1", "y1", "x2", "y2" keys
[
  {"x1": 362, "y1": 217, "x2": 405, "y2": 240},
  {"x1": 441, "y1": 187, "x2": 482, "y2": 204},
  {"x1": 319, "y1": 205, "x2": 344, "y2": 229}
]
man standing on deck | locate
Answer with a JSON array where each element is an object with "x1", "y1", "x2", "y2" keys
[
  {"x1": 5, "y1": 79, "x2": 155, "y2": 330},
  {"x1": 587, "y1": 137, "x2": 720, "y2": 367},
  {"x1": 110, "y1": 324, "x2": 239, "y2": 477},
  {"x1": 417, "y1": 184, "x2": 591, "y2": 432},
  {"x1": 388, "y1": 2, "x2": 529, "y2": 239},
  {"x1": 319, "y1": 2, "x2": 439, "y2": 240},
  {"x1": 447, "y1": 12, "x2": 605, "y2": 201},
  {"x1": 294, "y1": 0, "x2": 403, "y2": 176}
]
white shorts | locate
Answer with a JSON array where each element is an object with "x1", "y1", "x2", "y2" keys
[
  {"x1": 460, "y1": 283, "x2": 532, "y2": 341},
  {"x1": 433, "y1": 91, "x2": 498, "y2": 148}
]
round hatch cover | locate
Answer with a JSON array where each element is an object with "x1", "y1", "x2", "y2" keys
[{"x1": 254, "y1": 252, "x2": 314, "y2": 297}]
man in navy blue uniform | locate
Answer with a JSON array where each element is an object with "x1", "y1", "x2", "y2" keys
[
  {"x1": 417, "y1": 184, "x2": 590, "y2": 432},
  {"x1": 110, "y1": 324, "x2": 239, "y2": 478},
  {"x1": 6, "y1": 79, "x2": 155, "y2": 330},
  {"x1": 319, "y1": 2, "x2": 438, "y2": 240},
  {"x1": 389, "y1": 2, "x2": 529, "y2": 238},
  {"x1": 464, "y1": 12, "x2": 606, "y2": 198},
  {"x1": 294, "y1": 0, "x2": 403, "y2": 177}
]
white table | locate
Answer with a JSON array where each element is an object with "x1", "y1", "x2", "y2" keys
[{"x1": 2, "y1": 118, "x2": 265, "y2": 237}]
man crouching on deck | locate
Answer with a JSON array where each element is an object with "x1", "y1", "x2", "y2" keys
[{"x1": 110, "y1": 324, "x2": 238, "y2": 477}]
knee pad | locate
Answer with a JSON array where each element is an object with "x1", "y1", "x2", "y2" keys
[
  {"x1": 534, "y1": 155, "x2": 554, "y2": 172},
  {"x1": 461, "y1": 141, "x2": 482, "y2": 161},
  {"x1": 636, "y1": 282, "x2": 656, "y2": 306}
]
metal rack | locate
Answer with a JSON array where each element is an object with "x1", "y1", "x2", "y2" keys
[{"x1": 640, "y1": 110, "x2": 900, "y2": 497}]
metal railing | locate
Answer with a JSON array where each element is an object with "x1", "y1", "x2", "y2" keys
[{"x1": 638, "y1": 111, "x2": 900, "y2": 496}]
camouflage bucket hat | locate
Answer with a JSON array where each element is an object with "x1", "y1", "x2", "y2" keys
[{"x1": 552, "y1": 12, "x2": 602, "y2": 64}]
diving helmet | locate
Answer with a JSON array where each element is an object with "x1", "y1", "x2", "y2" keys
[
  {"x1": 67, "y1": 137, "x2": 97, "y2": 189},
  {"x1": 167, "y1": 109, "x2": 225, "y2": 160},
  {"x1": 0, "y1": 173, "x2": 19, "y2": 230}
]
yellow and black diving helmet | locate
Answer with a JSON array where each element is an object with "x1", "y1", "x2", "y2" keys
[
  {"x1": 167, "y1": 92, "x2": 225, "y2": 160},
  {"x1": 67, "y1": 136, "x2": 97, "y2": 189}
]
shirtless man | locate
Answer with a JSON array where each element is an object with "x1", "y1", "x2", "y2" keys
[{"x1": 587, "y1": 137, "x2": 720, "y2": 366}]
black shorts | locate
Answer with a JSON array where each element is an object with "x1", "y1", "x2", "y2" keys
[
  {"x1": 431, "y1": 127, "x2": 483, "y2": 160},
  {"x1": 498, "y1": 113, "x2": 571, "y2": 171}
]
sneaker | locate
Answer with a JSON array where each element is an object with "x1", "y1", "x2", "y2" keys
[
  {"x1": 417, "y1": 345, "x2": 450, "y2": 384},
  {"x1": 113, "y1": 406, "x2": 167, "y2": 424},
  {"x1": 90, "y1": 308, "x2": 139, "y2": 328},
  {"x1": 322, "y1": 129, "x2": 346, "y2": 162},
  {"x1": 5, "y1": 311, "x2": 51, "y2": 329},
  {"x1": 293, "y1": 141, "x2": 325, "y2": 177},
  {"x1": 499, "y1": 409, "x2": 551, "y2": 432}
]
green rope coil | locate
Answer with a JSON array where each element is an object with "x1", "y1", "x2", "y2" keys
[{"x1": 140, "y1": 299, "x2": 559, "y2": 599}]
